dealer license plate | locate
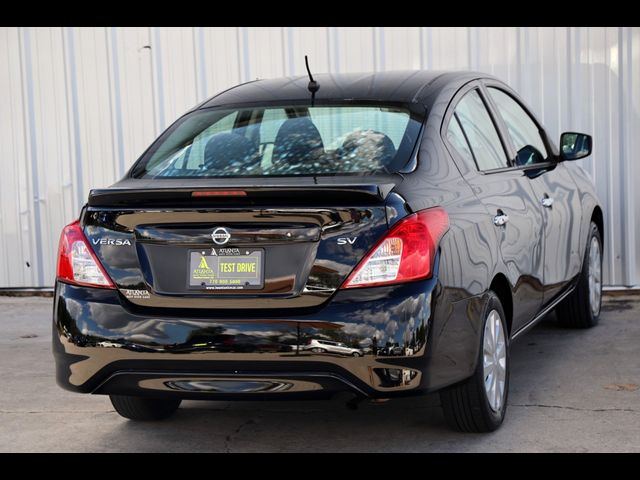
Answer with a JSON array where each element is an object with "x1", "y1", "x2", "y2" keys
[{"x1": 188, "y1": 248, "x2": 264, "y2": 290}]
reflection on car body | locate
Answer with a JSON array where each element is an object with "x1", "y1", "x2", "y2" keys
[
  {"x1": 303, "y1": 338, "x2": 363, "y2": 357},
  {"x1": 377, "y1": 342, "x2": 404, "y2": 356}
]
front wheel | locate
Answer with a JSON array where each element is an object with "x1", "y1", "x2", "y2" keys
[
  {"x1": 110, "y1": 395, "x2": 181, "y2": 421},
  {"x1": 440, "y1": 291, "x2": 509, "y2": 432},
  {"x1": 556, "y1": 221, "x2": 602, "y2": 328}
]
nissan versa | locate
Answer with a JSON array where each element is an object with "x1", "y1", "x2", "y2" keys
[{"x1": 53, "y1": 70, "x2": 602, "y2": 432}]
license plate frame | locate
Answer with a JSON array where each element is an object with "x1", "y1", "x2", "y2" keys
[{"x1": 187, "y1": 247, "x2": 264, "y2": 291}]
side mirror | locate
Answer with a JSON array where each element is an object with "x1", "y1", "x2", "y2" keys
[{"x1": 559, "y1": 132, "x2": 592, "y2": 161}]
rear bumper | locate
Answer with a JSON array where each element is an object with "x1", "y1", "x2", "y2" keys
[{"x1": 53, "y1": 264, "x2": 482, "y2": 400}]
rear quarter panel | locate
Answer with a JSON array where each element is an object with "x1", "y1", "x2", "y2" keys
[{"x1": 394, "y1": 82, "x2": 506, "y2": 389}]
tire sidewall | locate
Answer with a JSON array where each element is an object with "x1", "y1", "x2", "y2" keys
[
  {"x1": 583, "y1": 222, "x2": 603, "y2": 323},
  {"x1": 476, "y1": 293, "x2": 510, "y2": 427}
]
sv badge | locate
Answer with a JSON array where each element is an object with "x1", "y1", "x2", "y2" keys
[{"x1": 337, "y1": 237, "x2": 358, "y2": 245}]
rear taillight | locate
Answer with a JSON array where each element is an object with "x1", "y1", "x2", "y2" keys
[
  {"x1": 341, "y1": 207, "x2": 449, "y2": 289},
  {"x1": 56, "y1": 220, "x2": 115, "y2": 289}
]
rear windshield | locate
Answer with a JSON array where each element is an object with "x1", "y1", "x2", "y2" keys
[{"x1": 131, "y1": 104, "x2": 423, "y2": 178}]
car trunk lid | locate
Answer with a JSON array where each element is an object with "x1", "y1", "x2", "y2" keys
[{"x1": 82, "y1": 178, "x2": 400, "y2": 311}]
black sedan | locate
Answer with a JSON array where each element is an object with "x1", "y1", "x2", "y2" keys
[{"x1": 52, "y1": 70, "x2": 602, "y2": 432}]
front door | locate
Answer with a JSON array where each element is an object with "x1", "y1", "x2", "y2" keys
[{"x1": 526, "y1": 165, "x2": 584, "y2": 302}]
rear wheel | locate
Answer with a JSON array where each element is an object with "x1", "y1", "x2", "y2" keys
[
  {"x1": 110, "y1": 395, "x2": 181, "y2": 421},
  {"x1": 556, "y1": 222, "x2": 602, "y2": 328},
  {"x1": 440, "y1": 292, "x2": 509, "y2": 432}
]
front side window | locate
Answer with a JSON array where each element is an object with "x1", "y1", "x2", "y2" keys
[
  {"x1": 488, "y1": 88, "x2": 549, "y2": 166},
  {"x1": 131, "y1": 104, "x2": 423, "y2": 178},
  {"x1": 449, "y1": 90, "x2": 508, "y2": 171}
]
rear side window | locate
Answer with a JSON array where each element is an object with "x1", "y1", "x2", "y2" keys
[
  {"x1": 487, "y1": 88, "x2": 549, "y2": 166},
  {"x1": 447, "y1": 90, "x2": 508, "y2": 171},
  {"x1": 131, "y1": 104, "x2": 423, "y2": 178},
  {"x1": 446, "y1": 115, "x2": 475, "y2": 167}
]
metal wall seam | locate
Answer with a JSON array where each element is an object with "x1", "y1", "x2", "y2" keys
[
  {"x1": 108, "y1": 27, "x2": 126, "y2": 179},
  {"x1": 279, "y1": 27, "x2": 287, "y2": 77},
  {"x1": 372, "y1": 27, "x2": 378, "y2": 72},
  {"x1": 0, "y1": 28, "x2": 28, "y2": 286},
  {"x1": 378, "y1": 27, "x2": 386, "y2": 72},
  {"x1": 239, "y1": 27, "x2": 250, "y2": 82},
  {"x1": 150, "y1": 26, "x2": 165, "y2": 135},
  {"x1": 418, "y1": 28, "x2": 425, "y2": 70},
  {"x1": 620, "y1": 27, "x2": 636, "y2": 286},
  {"x1": 19, "y1": 27, "x2": 44, "y2": 287},
  {"x1": 286, "y1": 27, "x2": 295, "y2": 76},
  {"x1": 328, "y1": 27, "x2": 340, "y2": 73},
  {"x1": 62, "y1": 27, "x2": 84, "y2": 215},
  {"x1": 196, "y1": 27, "x2": 207, "y2": 101}
]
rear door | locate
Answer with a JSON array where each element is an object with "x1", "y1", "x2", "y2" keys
[
  {"x1": 484, "y1": 84, "x2": 583, "y2": 304},
  {"x1": 443, "y1": 83, "x2": 544, "y2": 331}
]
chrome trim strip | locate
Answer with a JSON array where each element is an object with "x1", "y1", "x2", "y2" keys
[{"x1": 512, "y1": 284, "x2": 576, "y2": 340}]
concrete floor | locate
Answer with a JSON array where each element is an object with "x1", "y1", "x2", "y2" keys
[{"x1": 0, "y1": 294, "x2": 638, "y2": 452}]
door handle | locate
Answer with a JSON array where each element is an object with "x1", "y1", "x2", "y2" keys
[
  {"x1": 493, "y1": 211, "x2": 509, "y2": 226},
  {"x1": 541, "y1": 195, "x2": 554, "y2": 208}
]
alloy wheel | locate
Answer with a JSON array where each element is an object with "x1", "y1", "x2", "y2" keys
[
  {"x1": 483, "y1": 309, "x2": 507, "y2": 412},
  {"x1": 588, "y1": 236, "x2": 602, "y2": 316}
]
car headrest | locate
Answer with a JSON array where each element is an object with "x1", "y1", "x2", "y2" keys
[
  {"x1": 272, "y1": 117, "x2": 325, "y2": 171},
  {"x1": 203, "y1": 132, "x2": 257, "y2": 174},
  {"x1": 338, "y1": 130, "x2": 396, "y2": 170}
]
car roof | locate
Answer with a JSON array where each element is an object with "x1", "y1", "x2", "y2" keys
[{"x1": 199, "y1": 70, "x2": 489, "y2": 109}]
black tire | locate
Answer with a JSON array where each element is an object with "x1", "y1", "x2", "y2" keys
[
  {"x1": 109, "y1": 395, "x2": 181, "y2": 421},
  {"x1": 351, "y1": 352, "x2": 362, "y2": 357},
  {"x1": 556, "y1": 222, "x2": 602, "y2": 328},
  {"x1": 440, "y1": 291, "x2": 509, "y2": 433}
]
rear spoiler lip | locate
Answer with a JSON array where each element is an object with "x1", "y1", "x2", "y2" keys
[{"x1": 87, "y1": 184, "x2": 397, "y2": 208}]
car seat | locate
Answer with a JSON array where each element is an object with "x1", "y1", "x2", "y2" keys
[
  {"x1": 271, "y1": 117, "x2": 325, "y2": 172},
  {"x1": 337, "y1": 129, "x2": 396, "y2": 171},
  {"x1": 203, "y1": 132, "x2": 259, "y2": 175}
]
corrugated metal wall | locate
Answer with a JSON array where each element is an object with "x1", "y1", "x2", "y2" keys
[{"x1": 1, "y1": 27, "x2": 639, "y2": 288}]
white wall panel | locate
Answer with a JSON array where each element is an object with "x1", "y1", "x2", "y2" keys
[
  {"x1": 0, "y1": 26, "x2": 638, "y2": 287},
  {"x1": 0, "y1": 27, "x2": 31, "y2": 287},
  {"x1": 74, "y1": 27, "x2": 117, "y2": 209},
  {"x1": 334, "y1": 27, "x2": 376, "y2": 72},
  {"x1": 200, "y1": 27, "x2": 242, "y2": 98},
  {"x1": 245, "y1": 27, "x2": 287, "y2": 81},
  {"x1": 288, "y1": 27, "x2": 331, "y2": 76},
  {"x1": 109, "y1": 27, "x2": 156, "y2": 176},
  {"x1": 153, "y1": 27, "x2": 199, "y2": 131},
  {"x1": 429, "y1": 27, "x2": 469, "y2": 70},
  {"x1": 382, "y1": 27, "x2": 422, "y2": 71}
]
